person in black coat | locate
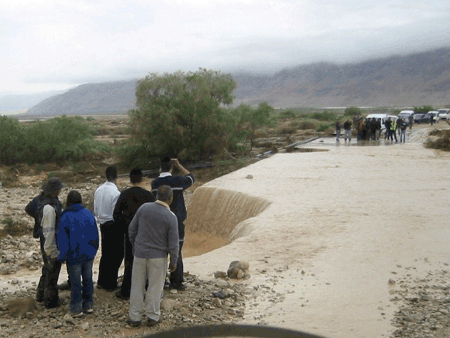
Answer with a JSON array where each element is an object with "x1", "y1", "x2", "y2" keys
[{"x1": 113, "y1": 168, "x2": 155, "y2": 299}]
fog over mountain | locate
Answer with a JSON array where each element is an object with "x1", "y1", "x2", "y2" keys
[
  {"x1": 0, "y1": 90, "x2": 66, "y2": 113},
  {"x1": 19, "y1": 48, "x2": 450, "y2": 116},
  {"x1": 233, "y1": 48, "x2": 450, "y2": 108}
]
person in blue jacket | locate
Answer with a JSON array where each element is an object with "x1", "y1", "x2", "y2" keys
[{"x1": 58, "y1": 191, "x2": 99, "y2": 317}]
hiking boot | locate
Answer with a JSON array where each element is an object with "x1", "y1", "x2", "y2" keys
[
  {"x1": 127, "y1": 319, "x2": 141, "y2": 328},
  {"x1": 58, "y1": 281, "x2": 70, "y2": 291},
  {"x1": 71, "y1": 311, "x2": 84, "y2": 318},
  {"x1": 97, "y1": 283, "x2": 118, "y2": 292},
  {"x1": 170, "y1": 283, "x2": 187, "y2": 291},
  {"x1": 146, "y1": 318, "x2": 161, "y2": 327},
  {"x1": 45, "y1": 298, "x2": 62, "y2": 309},
  {"x1": 115, "y1": 290, "x2": 129, "y2": 300}
]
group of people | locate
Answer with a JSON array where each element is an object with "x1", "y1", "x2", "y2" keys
[
  {"x1": 337, "y1": 116, "x2": 410, "y2": 143},
  {"x1": 25, "y1": 157, "x2": 194, "y2": 327},
  {"x1": 334, "y1": 119, "x2": 353, "y2": 143},
  {"x1": 383, "y1": 117, "x2": 408, "y2": 143}
]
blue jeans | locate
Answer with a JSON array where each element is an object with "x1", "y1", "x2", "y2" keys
[
  {"x1": 400, "y1": 129, "x2": 406, "y2": 143},
  {"x1": 68, "y1": 259, "x2": 94, "y2": 314}
]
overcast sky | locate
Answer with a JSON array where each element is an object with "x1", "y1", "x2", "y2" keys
[{"x1": 2, "y1": 0, "x2": 450, "y2": 95}]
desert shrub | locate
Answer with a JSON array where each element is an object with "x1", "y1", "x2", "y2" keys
[
  {"x1": 95, "y1": 125, "x2": 127, "y2": 136},
  {"x1": 254, "y1": 128, "x2": 269, "y2": 138},
  {"x1": 425, "y1": 130, "x2": 450, "y2": 151},
  {"x1": 298, "y1": 120, "x2": 317, "y2": 130},
  {"x1": 2, "y1": 218, "x2": 13, "y2": 233},
  {"x1": 303, "y1": 111, "x2": 336, "y2": 121},
  {"x1": 95, "y1": 127, "x2": 110, "y2": 135},
  {"x1": 70, "y1": 163, "x2": 87, "y2": 172},
  {"x1": 1, "y1": 217, "x2": 29, "y2": 236},
  {"x1": 2, "y1": 218, "x2": 17, "y2": 235},
  {"x1": 316, "y1": 122, "x2": 334, "y2": 132},
  {"x1": 0, "y1": 116, "x2": 26, "y2": 164},
  {"x1": 414, "y1": 105, "x2": 434, "y2": 114},
  {"x1": 278, "y1": 109, "x2": 297, "y2": 119},
  {"x1": 230, "y1": 102, "x2": 274, "y2": 152},
  {"x1": 344, "y1": 106, "x2": 362, "y2": 117},
  {"x1": 0, "y1": 115, "x2": 111, "y2": 165},
  {"x1": 277, "y1": 125, "x2": 297, "y2": 135}
]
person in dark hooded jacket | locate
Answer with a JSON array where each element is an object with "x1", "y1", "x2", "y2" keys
[
  {"x1": 58, "y1": 191, "x2": 99, "y2": 317},
  {"x1": 29, "y1": 177, "x2": 64, "y2": 308}
]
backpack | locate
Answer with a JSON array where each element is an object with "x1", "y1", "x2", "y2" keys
[{"x1": 25, "y1": 195, "x2": 41, "y2": 238}]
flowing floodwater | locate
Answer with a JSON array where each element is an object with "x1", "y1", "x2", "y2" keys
[{"x1": 184, "y1": 125, "x2": 450, "y2": 338}]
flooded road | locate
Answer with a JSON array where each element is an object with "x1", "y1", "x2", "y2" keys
[{"x1": 185, "y1": 125, "x2": 450, "y2": 337}]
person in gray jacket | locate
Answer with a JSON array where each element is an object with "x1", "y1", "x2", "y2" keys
[{"x1": 128, "y1": 185, "x2": 179, "y2": 327}]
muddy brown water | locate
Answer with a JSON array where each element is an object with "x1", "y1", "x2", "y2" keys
[{"x1": 184, "y1": 125, "x2": 450, "y2": 338}]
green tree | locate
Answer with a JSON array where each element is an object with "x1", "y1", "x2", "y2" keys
[
  {"x1": 344, "y1": 106, "x2": 362, "y2": 117},
  {"x1": 414, "y1": 105, "x2": 434, "y2": 114},
  {"x1": 0, "y1": 116, "x2": 25, "y2": 164},
  {"x1": 0, "y1": 115, "x2": 109, "y2": 165},
  {"x1": 125, "y1": 68, "x2": 237, "y2": 162},
  {"x1": 231, "y1": 102, "x2": 273, "y2": 152}
]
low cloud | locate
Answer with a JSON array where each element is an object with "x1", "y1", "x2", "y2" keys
[{"x1": 1, "y1": 0, "x2": 450, "y2": 94}]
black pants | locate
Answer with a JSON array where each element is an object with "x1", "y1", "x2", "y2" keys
[
  {"x1": 37, "y1": 234, "x2": 61, "y2": 308},
  {"x1": 118, "y1": 233, "x2": 133, "y2": 297},
  {"x1": 169, "y1": 219, "x2": 185, "y2": 286},
  {"x1": 170, "y1": 240, "x2": 184, "y2": 286},
  {"x1": 389, "y1": 130, "x2": 398, "y2": 142},
  {"x1": 97, "y1": 221, "x2": 124, "y2": 289}
]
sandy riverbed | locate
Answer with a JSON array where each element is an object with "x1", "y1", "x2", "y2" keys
[{"x1": 184, "y1": 125, "x2": 450, "y2": 338}]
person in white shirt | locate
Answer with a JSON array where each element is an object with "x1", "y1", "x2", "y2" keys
[{"x1": 94, "y1": 166, "x2": 122, "y2": 290}]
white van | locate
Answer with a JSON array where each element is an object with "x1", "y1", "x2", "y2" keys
[
  {"x1": 437, "y1": 108, "x2": 449, "y2": 121},
  {"x1": 365, "y1": 114, "x2": 387, "y2": 129},
  {"x1": 365, "y1": 114, "x2": 388, "y2": 137}
]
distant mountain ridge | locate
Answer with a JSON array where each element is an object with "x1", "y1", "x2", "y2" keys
[
  {"x1": 232, "y1": 47, "x2": 450, "y2": 107},
  {"x1": 26, "y1": 80, "x2": 136, "y2": 116},
  {"x1": 24, "y1": 47, "x2": 450, "y2": 115},
  {"x1": 0, "y1": 90, "x2": 66, "y2": 113}
]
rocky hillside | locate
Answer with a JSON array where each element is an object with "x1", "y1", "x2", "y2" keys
[
  {"x1": 233, "y1": 47, "x2": 450, "y2": 107},
  {"x1": 25, "y1": 47, "x2": 450, "y2": 115},
  {"x1": 26, "y1": 80, "x2": 136, "y2": 116}
]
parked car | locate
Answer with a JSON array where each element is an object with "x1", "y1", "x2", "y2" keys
[
  {"x1": 426, "y1": 110, "x2": 444, "y2": 123},
  {"x1": 398, "y1": 110, "x2": 414, "y2": 126},
  {"x1": 387, "y1": 115, "x2": 398, "y2": 122},
  {"x1": 421, "y1": 112, "x2": 436, "y2": 124},
  {"x1": 414, "y1": 113, "x2": 426, "y2": 124},
  {"x1": 437, "y1": 108, "x2": 449, "y2": 121}
]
